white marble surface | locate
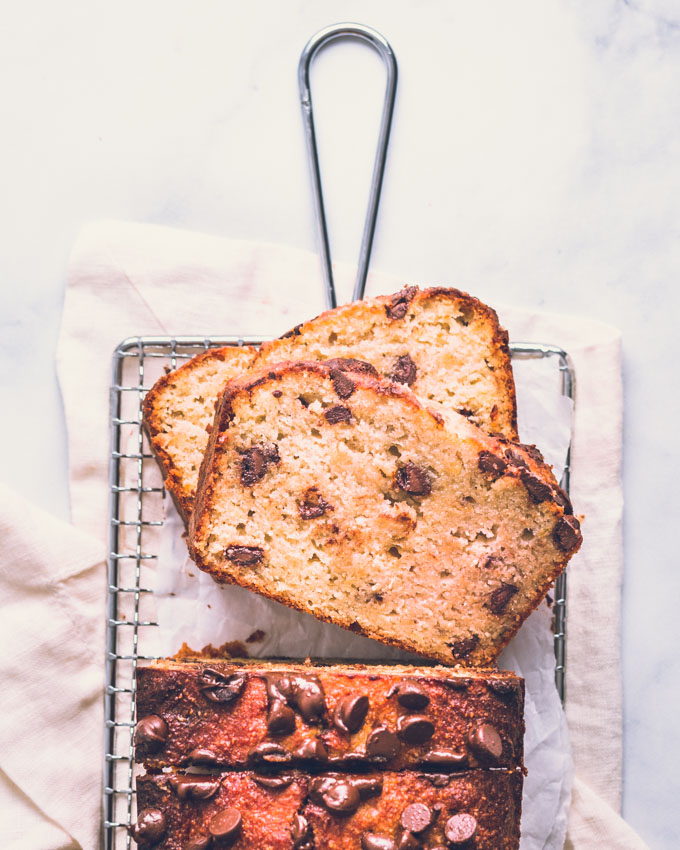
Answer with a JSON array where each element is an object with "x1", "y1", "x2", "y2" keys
[{"x1": 1, "y1": 1, "x2": 678, "y2": 846}]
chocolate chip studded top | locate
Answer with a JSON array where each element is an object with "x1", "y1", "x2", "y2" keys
[{"x1": 135, "y1": 661, "x2": 524, "y2": 773}]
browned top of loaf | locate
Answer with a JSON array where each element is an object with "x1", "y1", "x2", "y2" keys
[
  {"x1": 134, "y1": 659, "x2": 524, "y2": 772},
  {"x1": 257, "y1": 286, "x2": 518, "y2": 440},
  {"x1": 189, "y1": 361, "x2": 581, "y2": 667},
  {"x1": 134, "y1": 769, "x2": 522, "y2": 849},
  {"x1": 142, "y1": 345, "x2": 258, "y2": 519}
]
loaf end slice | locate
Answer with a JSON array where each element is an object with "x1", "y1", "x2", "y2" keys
[
  {"x1": 189, "y1": 362, "x2": 582, "y2": 666},
  {"x1": 142, "y1": 345, "x2": 258, "y2": 520},
  {"x1": 257, "y1": 285, "x2": 518, "y2": 440}
]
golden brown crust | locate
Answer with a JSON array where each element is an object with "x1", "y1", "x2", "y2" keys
[
  {"x1": 189, "y1": 361, "x2": 581, "y2": 668},
  {"x1": 135, "y1": 660, "x2": 524, "y2": 772},
  {"x1": 134, "y1": 770, "x2": 522, "y2": 849}
]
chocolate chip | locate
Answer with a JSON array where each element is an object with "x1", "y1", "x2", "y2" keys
[
  {"x1": 330, "y1": 369, "x2": 356, "y2": 399},
  {"x1": 134, "y1": 715, "x2": 168, "y2": 752},
  {"x1": 553, "y1": 487, "x2": 574, "y2": 515},
  {"x1": 327, "y1": 357, "x2": 379, "y2": 377},
  {"x1": 185, "y1": 836, "x2": 211, "y2": 850},
  {"x1": 324, "y1": 405, "x2": 353, "y2": 424},
  {"x1": 467, "y1": 723, "x2": 503, "y2": 761},
  {"x1": 209, "y1": 807, "x2": 242, "y2": 841},
  {"x1": 362, "y1": 833, "x2": 396, "y2": 850},
  {"x1": 268, "y1": 699, "x2": 296, "y2": 735},
  {"x1": 457, "y1": 407, "x2": 475, "y2": 419},
  {"x1": 396, "y1": 462, "x2": 432, "y2": 496},
  {"x1": 333, "y1": 694, "x2": 369, "y2": 733},
  {"x1": 291, "y1": 676, "x2": 326, "y2": 722},
  {"x1": 397, "y1": 715, "x2": 435, "y2": 744},
  {"x1": 365, "y1": 726, "x2": 401, "y2": 759},
  {"x1": 520, "y1": 469, "x2": 553, "y2": 503},
  {"x1": 265, "y1": 674, "x2": 293, "y2": 703},
  {"x1": 248, "y1": 742, "x2": 292, "y2": 763},
  {"x1": 401, "y1": 802, "x2": 434, "y2": 834},
  {"x1": 272, "y1": 389, "x2": 283, "y2": 398},
  {"x1": 521, "y1": 443, "x2": 545, "y2": 463},
  {"x1": 504, "y1": 447, "x2": 529, "y2": 469},
  {"x1": 385, "y1": 286, "x2": 417, "y2": 320},
  {"x1": 487, "y1": 679, "x2": 517, "y2": 696},
  {"x1": 280, "y1": 323, "x2": 303, "y2": 338},
  {"x1": 395, "y1": 681, "x2": 430, "y2": 710},
  {"x1": 553, "y1": 515, "x2": 582, "y2": 551},
  {"x1": 225, "y1": 545, "x2": 264, "y2": 566},
  {"x1": 198, "y1": 669, "x2": 247, "y2": 704},
  {"x1": 294, "y1": 738, "x2": 328, "y2": 762},
  {"x1": 477, "y1": 450, "x2": 508, "y2": 480},
  {"x1": 488, "y1": 583, "x2": 518, "y2": 615},
  {"x1": 291, "y1": 813, "x2": 313, "y2": 849},
  {"x1": 298, "y1": 488, "x2": 333, "y2": 520},
  {"x1": 389, "y1": 354, "x2": 417, "y2": 386},
  {"x1": 186, "y1": 748, "x2": 219, "y2": 766},
  {"x1": 252, "y1": 774, "x2": 294, "y2": 790},
  {"x1": 445, "y1": 813, "x2": 478, "y2": 845},
  {"x1": 421, "y1": 773, "x2": 451, "y2": 787},
  {"x1": 169, "y1": 775, "x2": 220, "y2": 801},
  {"x1": 130, "y1": 808, "x2": 167, "y2": 845},
  {"x1": 351, "y1": 776, "x2": 384, "y2": 799},
  {"x1": 397, "y1": 832, "x2": 421, "y2": 850},
  {"x1": 240, "y1": 446, "x2": 266, "y2": 485},
  {"x1": 419, "y1": 748, "x2": 468, "y2": 768},
  {"x1": 310, "y1": 777, "x2": 360, "y2": 814},
  {"x1": 481, "y1": 554, "x2": 503, "y2": 571},
  {"x1": 447, "y1": 635, "x2": 479, "y2": 660}
]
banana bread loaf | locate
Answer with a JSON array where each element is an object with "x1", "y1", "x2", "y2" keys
[
  {"x1": 188, "y1": 361, "x2": 581, "y2": 666},
  {"x1": 142, "y1": 345, "x2": 258, "y2": 519},
  {"x1": 134, "y1": 659, "x2": 524, "y2": 772},
  {"x1": 132, "y1": 769, "x2": 522, "y2": 848}
]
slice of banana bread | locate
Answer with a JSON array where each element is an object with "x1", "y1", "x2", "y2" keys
[
  {"x1": 256, "y1": 286, "x2": 518, "y2": 440},
  {"x1": 132, "y1": 769, "x2": 522, "y2": 849},
  {"x1": 142, "y1": 346, "x2": 258, "y2": 519},
  {"x1": 134, "y1": 659, "x2": 524, "y2": 772},
  {"x1": 188, "y1": 361, "x2": 581, "y2": 667}
]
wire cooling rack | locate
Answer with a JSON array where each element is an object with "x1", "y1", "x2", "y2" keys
[{"x1": 104, "y1": 336, "x2": 574, "y2": 849}]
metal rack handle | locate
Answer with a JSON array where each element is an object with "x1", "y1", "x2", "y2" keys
[{"x1": 298, "y1": 23, "x2": 398, "y2": 308}]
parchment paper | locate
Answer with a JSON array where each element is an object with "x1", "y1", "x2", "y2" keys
[{"x1": 151, "y1": 354, "x2": 573, "y2": 850}]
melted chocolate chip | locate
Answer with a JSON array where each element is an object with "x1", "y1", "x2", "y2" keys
[
  {"x1": 186, "y1": 748, "x2": 219, "y2": 766},
  {"x1": 198, "y1": 669, "x2": 247, "y2": 704},
  {"x1": 169, "y1": 775, "x2": 220, "y2": 801},
  {"x1": 385, "y1": 286, "x2": 417, "y2": 320},
  {"x1": 252, "y1": 774, "x2": 295, "y2": 790},
  {"x1": 420, "y1": 748, "x2": 468, "y2": 768},
  {"x1": 265, "y1": 674, "x2": 293, "y2": 703},
  {"x1": 310, "y1": 777, "x2": 360, "y2": 814},
  {"x1": 504, "y1": 447, "x2": 529, "y2": 469},
  {"x1": 327, "y1": 357, "x2": 379, "y2": 377},
  {"x1": 184, "y1": 835, "x2": 211, "y2": 850},
  {"x1": 520, "y1": 469, "x2": 553, "y2": 503},
  {"x1": 467, "y1": 723, "x2": 503, "y2": 761},
  {"x1": 397, "y1": 832, "x2": 421, "y2": 850},
  {"x1": 130, "y1": 808, "x2": 167, "y2": 845},
  {"x1": 396, "y1": 462, "x2": 432, "y2": 496},
  {"x1": 488, "y1": 583, "x2": 519, "y2": 615},
  {"x1": 487, "y1": 679, "x2": 517, "y2": 696},
  {"x1": 362, "y1": 833, "x2": 396, "y2": 850},
  {"x1": 330, "y1": 369, "x2": 356, "y2": 399},
  {"x1": 477, "y1": 451, "x2": 508, "y2": 480},
  {"x1": 297, "y1": 488, "x2": 333, "y2": 520},
  {"x1": 389, "y1": 354, "x2": 417, "y2": 386},
  {"x1": 209, "y1": 807, "x2": 242, "y2": 840},
  {"x1": 291, "y1": 676, "x2": 326, "y2": 722},
  {"x1": 291, "y1": 813, "x2": 313, "y2": 849},
  {"x1": 268, "y1": 699, "x2": 296, "y2": 735},
  {"x1": 521, "y1": 443, "x2": 545, "y2": 463},
  {"x1": 248, "y1": 742, "x2": 292, "y2": 763},
  {"x1": 445, "y1": 813, "x2": 478, "y2": 845},
  {"x1": 397, "y1": 715, "x2": 435, "y2": 745},
  {"x1": 365, "y1": 726, "x2": 401, "y2": 759},
  {"x1": 324, "y1": 405, "x2": 353, "y2": 424},
  {"x1": 395, "y1": 681, "x2": 430, "y2": 711},
  {"x1": 294, "y1": 738, "x2": 328, "y2": 762},
  {"x1": 240, "y1": 442, "x2": 280, "y2": 486},
  {"x1": 333, "y1": 694, "x2": 369, "y2": 733},
  {"x1": 553, "y1": 515, "x2": 582, "y2": 551},
  {"x1": 401, "y1": 802, "x2": 434, "y2": 834},
  {"x1": 134, "y1": 715, "x2": 168, "y2": 752},
  {"x1": 280, "y1": 323, "x2": 302, "y2": 338},
  {"x1": 447, "y1": 635, "x2": 479, "y2": 660},
  {"x1": 351, "y1": 776, "x2": 384, "y2": 799},
  {"x1": 225, "y1": 545, "x2": 264, "y2": 566},
  {"x1": 553, "y1": 487, "x2": 574, "y2": 515}
]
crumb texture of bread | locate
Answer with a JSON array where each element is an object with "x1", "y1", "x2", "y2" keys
[
  {"x1": 142, "y1": 346, "x2": 258, "y2": 518},
  {"x1": 135, "y1": 659, "x2": 524, "y2": 772},
  {"x1": 133, "y1": 769, "x2": 522, "y2": 849},
  {"x1": 257, "y1": 286, "x2": 518, "y2": 440},
  {"x1": 189, "y1": 362, "x2": 582, "y2": 667}
]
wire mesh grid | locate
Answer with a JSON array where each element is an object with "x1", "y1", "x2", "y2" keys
[{"x1": 104, "y1": 336, "x2": 574, "y2": 849}]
